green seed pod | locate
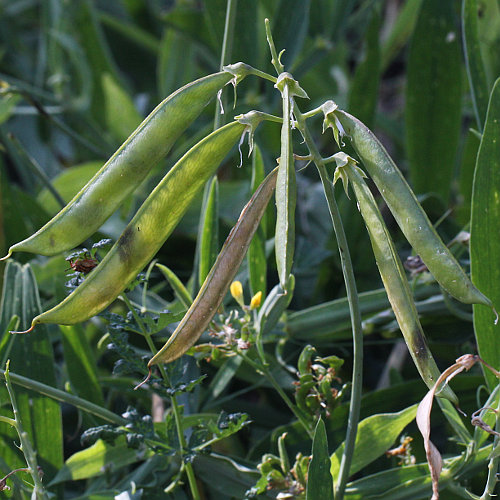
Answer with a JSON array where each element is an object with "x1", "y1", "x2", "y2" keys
[
  {"x1": 275, "y1": 73, "x2": 299, "y2": 292},
  {"x1": 16, "y1": 121, "x2": 246, "y2": 332},
  {"x1": 147, "y1": 167, "x2": 278, "y2": 366},
  {"x1": 2, "y1": 72, "x2": 233, "y2": 259},
  {"x1": 335, "y1": 153, "x2": 457, "y2": 402},
  {"x1": 297, "y1": 345, "x2": 316, "y2": 375},
  {"x1": 324, "y1": 102, "x2": 491, "y2": 308}
]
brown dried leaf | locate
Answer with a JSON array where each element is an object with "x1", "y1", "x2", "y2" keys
[
  {"x1": 471, "y1": 407, "x2": 500, "y2": 437},
  {"x1": 416, "y1": 354, "x2": 479, "y2": 499}
]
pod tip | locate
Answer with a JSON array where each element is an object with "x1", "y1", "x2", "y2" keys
[
  {"x1": 493, "y1": 307, "x2": 498, "y2": 325},
  {"x1": 10, "y1": 322, "x2": 36, "y2": 335},
  {"x1": 134, "y1": 367, "x2": 152, "y2": 391},
  {"x1": 0, "y1": 249, "x2": 12, "y2": 261}
]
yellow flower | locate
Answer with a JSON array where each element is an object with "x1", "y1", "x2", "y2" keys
[
  {"x1": 250, "y1": 291, "x2": 262, "y2": 310},
  {"x1": 230, "y1": 281, "x2": 244, "y2": 306}
]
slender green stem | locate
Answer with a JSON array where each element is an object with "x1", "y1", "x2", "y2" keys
[
  {"x1": 247, "y1": 67, "x2": 277, "y2": 83},
  {"x1": 4, "y1": 361, "x2": 47, "y2": 499},
  {"x1": 214, "y1": 0, "x2": 238, "y2": 130},
  {"x1": 265, "y1": 18, "x2": 284, "y2": 74},
  {"x1": 480, "y1": 394, "x2": 500, "y2": 500},
  {"x1": 294, "y1": 108, "x2": 363, "y2": 500},
  {"x1": 237, "y1": 349, "x2": 313, "y2": 438},
  {"x1": 237, "y1": 111, "x2": 283, "y2": 124},
  {"x1": 121, "y1": 294, "x2": 201, "y2": 500},
  {"x1": 0, "y1": 415, "x2": 16, "y2": 426},
  {"x1": 13, "y1": 91, "x2": 106, "y2": 156},
  {"x1": 0, "y1": 368, "x2": 124, "y2": 425},
  {"x1": 301, "y1": 105, "x2": 325, "y2": 119},
  {"x1": 7, "y1": 134, "x2": 66, "y2": 209},
  {"x1": 141, "y1": 259, "x2": 158, "y2": 313}
]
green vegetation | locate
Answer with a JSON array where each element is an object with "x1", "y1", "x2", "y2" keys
[{"x1": 0, "y1": 1, "x2": 499, "y2": 499}]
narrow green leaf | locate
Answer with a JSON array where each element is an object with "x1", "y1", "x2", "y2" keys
[
  {"x1": 405, "y1": 0, "x2": 462, "y2": 202},
  {"x1": 60, "y1": 324, "x2": 104, "y2": 407},
  {"x1": 37, "y1": 161, "x2": 102, "y2": 215},
  {"x1": 306, "y1": 418, "x2": 334, "y2": 500},
  {"x1": 50, "y1": 437, "x2": 143, "y2": 484},
  {"x1": 232, "y1": 0, "x2": 260, "y2": 67},
  {"x1": 198, "y1": 176, "x2": 219, "y2": 287},
  {"x1": 193, "y1": 454, "x2": 262, "y2": 499},
  {"x1": 463, "y1": 0, "x2": 490, "y2": 130},
  {"x1": 206, "y1": 356, "x2": 243, "y2": 401},
  {"x1": 331, "y1": 405, "x2": 417, "y2": 480},
  {"x1": 257, "y1": 276, "x2": 295, "y2": 338},
  {"x1": 471, "y1": 77, "x2": 500, "y2": 390},
  {"x1": 248, "y1": 144, "x2": 267, "y2": 299},
  {"x1": 0, "y1": 261, "x2": 63, "y2": 481},
  {"x1": 74, "y1": 0, "x2": 122, "y2": 125},
  {"x1": 156, "y1": 264, "x2": 193, "y2": 309},
  {"x1": 101, "y1": 73, "x2": 142, "y2": 143},
  {"x1": 158, "y1": 28, "x2": 195, "y2": 97},
  {"x1": 272, "y1": 0, "x2": 311, "y2": 68},
  {"x1": 456, "y1": 130, "x2": 481, "y2": 225},
  {"x1": 381, "y1": 0, "x2": 423, "y2": 71},
  {"x1": 345, "y1": 463, "x2": 432, "y2": 499},
  {"x1": 0, "y1": 93, "x2": 21, "y2": 126},
  {"x1": 287, "y1": 288, "x2": 390, "y2": 341},
  {"x1": 348, "y1": 10, "x2": 381, "y2": 129}
]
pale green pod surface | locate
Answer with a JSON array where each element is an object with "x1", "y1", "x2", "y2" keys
[
  {"x1": 148, "y1": 167, "x2": 278, "y2": 366},
  {"x1": 333, "y1": 109, "x2": 491, "y2": 307},
  {"x1": 275, "y1": 73, "x2": 297, "y2": 291},
  {"x1": 4, "y1": 72, "x2": 233, "y2": 258},
  {"x1": 27, "y1": 121, "x2": 246, "y2": 327},
  {"x1": 343, "y1": 159, "x2": 457, "y2": 402}
]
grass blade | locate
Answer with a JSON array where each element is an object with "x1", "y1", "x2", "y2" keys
[
  {"x1": 462, "y1": 0, "x2": 490, "y2": 131},
  {"x1": 405, "y1": 0, "x2": 462, "y2": 202},
  {"x1": 306, "y1": 418, "x2": 334, "y2": 500},
  {"x1": 471, "y1": 77, "x2": 500, "y2": 390},
  {"x1": 248, "y1": 144, "x2": 267, "y2": 299}
]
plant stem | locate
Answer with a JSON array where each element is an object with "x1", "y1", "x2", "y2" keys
[
  {"x1": 214, "y1": 0, "x2": 238, "y2": 130},
  {"x1": 0, "y1": 368, "x2": 124, "y2": 425},
  {"x1": 4, "y1": 361, "x2": 48, "y2": 499},
  {"x1": 265, "y1": 18, "x2": 284, "y2": 74},
  {"x1": 0, "y1": 415, "x2": 16, "y2": 426},
  {"x1": 7, "y1": 134, "x2": 66, "y2": 209},
  {"x1": 294, "y1": 108, "x2": 363, "y2": 500},
  {"x1": 237, "y1": 349, "x2": 313, "y2": 438},
  {"x1": 121, "y1": 294, "x2": 201, "y2": 500},
  {"x1": 480, "y1": 394, "x2": 500, "y2": 499}
]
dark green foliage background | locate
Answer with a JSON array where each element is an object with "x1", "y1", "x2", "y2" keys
[{"x1": 0, "y1": 0, "x2": 498, "y2": 498}]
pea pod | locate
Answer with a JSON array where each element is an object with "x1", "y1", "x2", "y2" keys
[
  {"x1": 148, "y1": 167, "x2": 278, "y2": 366},
  {"x1": 275, "y1": 73, "x2": 306, "y2": 291},
  {"x1": 2, "y1": 71, "x2": 233, "y2": 259},
  {"x1": 16, "y1": 121, "x2": 246, "y2": 331},
  {"x1": 334, "y1": 153, "x2": 456, "y2": 402},
  {"x1": 324, "y1": 103, "x2": 491, "y2": 308}
]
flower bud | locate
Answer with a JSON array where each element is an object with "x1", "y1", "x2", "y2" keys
[
  {"x1": 230, "y1": 281, "x2": 244, "y2": 306},
  {"x1": 250, "y1": 291, "x2": 262, "y2": 310}
]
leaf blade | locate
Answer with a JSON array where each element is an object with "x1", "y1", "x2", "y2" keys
[
  {"x1": 471, "y1": 77, "x2": 500, "y2": 390},
  {"x1": 307, "y1": 418, "x2": 334, "y2": 500}
]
